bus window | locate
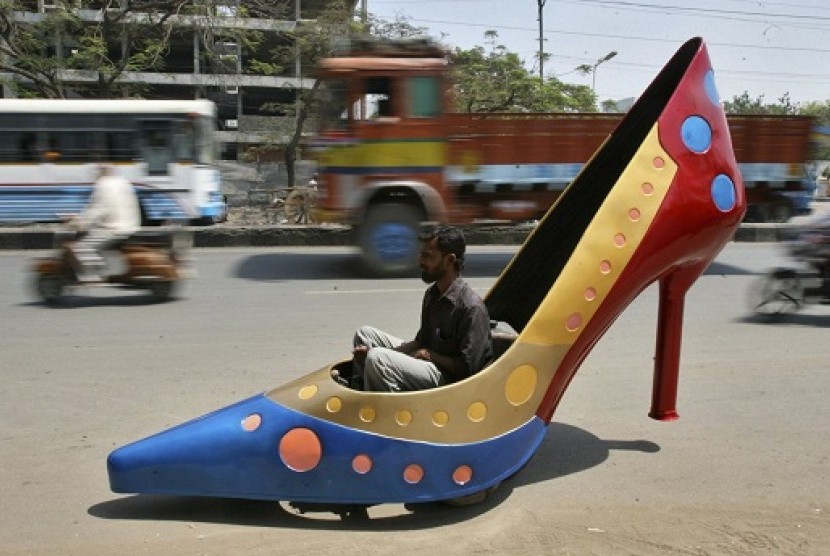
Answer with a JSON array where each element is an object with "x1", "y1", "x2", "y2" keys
[
  {"x1": 139, "y1": 121, "x2": 173, "y2": 175},
  {"x1": 0, "y1": 131, "x2": 37, "y2": 162},
  {"x1": 408, "y1": 76, "x2": 441, "y2": 118},
  {"x1": 45, "y1": 130, "x2": 95, "y2": 162},
  {"x1": 173, "y1": 119, "x2": 196, "y2": 162},
  {"x1": 105, "y1": 131, "x2": 138, "y2": 162}
]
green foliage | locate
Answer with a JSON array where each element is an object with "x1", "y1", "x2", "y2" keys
[
  {"x1": 723, "y1": 91, "x2": 799, "y2": 115},
  {"x1": 449, "y1": 32, "x2": 595, "y2": 113},
  {"x1": 365, "y1": 13, "x2": 429, "y2": 39},
  {"x1": 800, "y1": 100, "x2": 830, "y2": 127}
]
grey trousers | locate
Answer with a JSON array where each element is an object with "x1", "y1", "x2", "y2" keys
[
  {"x1": 72, "y1": 229, "x2": 125, "y2": 278},
  {"x1": 353, "y1": 325, "x2": 446, "y2": 392}
]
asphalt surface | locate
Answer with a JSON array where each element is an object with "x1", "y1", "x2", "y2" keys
[
  {"x1": 2, "y1": 243, "x2": 828, "y2": 554},
  {"x1": 1, "y1": 203, "x2": 828, "y2": 250}
]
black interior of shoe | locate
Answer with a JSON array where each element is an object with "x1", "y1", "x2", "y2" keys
[{"x1": 484, "y1": 38, "x2": 702, "y2": 333}]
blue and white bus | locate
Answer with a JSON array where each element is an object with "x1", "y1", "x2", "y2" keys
[{"x1": 0, "y1": 99, "x2": 226, "y2": 225}]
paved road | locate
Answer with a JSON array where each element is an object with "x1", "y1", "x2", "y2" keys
[{"x1": 1, "y1": 244, "x2": 828, "y2": 555}]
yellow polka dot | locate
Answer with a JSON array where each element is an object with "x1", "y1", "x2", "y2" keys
[
  {"x1": 467, "y1": 401, "x2": 487, "y2": 423},
  {"x1": 298, "y1": 385, "x2": 317, "y2": 400},
  {"x1": 326, "y1": 397, "x2": 342, "y2": 413},
  {"x1": 396, "y1": 409, "x2": 413, "y2": 426},
  {"x1": 359, "y1": 406, "x2": 376, "y2": 423},
  {"x1": 432, "y1": 411, "x2": 449, "y2": 427},
  {"x1": 505, "y1": 364, "x2": 538, "y2": 406}
]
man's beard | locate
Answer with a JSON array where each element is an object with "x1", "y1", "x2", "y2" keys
[{"x1": 421, "y1": 263, "x2": 445, "y2": 284}]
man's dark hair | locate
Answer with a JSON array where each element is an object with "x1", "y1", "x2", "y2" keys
[{"x1": 420, "y1": 225, "x2": 466, "y2": 270}]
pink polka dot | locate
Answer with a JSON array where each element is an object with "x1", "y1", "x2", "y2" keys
[
  {"x1": 628, "y1": 208, "x2": 641, "y2": 221},
  {"x1": 599, "y1": 260, "x2": 612, "y2": 274},
  {"x1": 566, "y1": 312, "x2": 582, "y2": 332},
  {"x1": 584, "y1": 287, "x2": 597, "y2": 301},
  {"x1": 653, "y1": 157, "x2": 665, "y2": 169},
  {"x1": 642, "y1": 183, "x2": 654, "y2": 195},
  {"x1": 614, "y1": 233, "x2": 626, "y2": 247},
  {"x1": 241, "y1": 413, "x2": 261, "y2": 432}
]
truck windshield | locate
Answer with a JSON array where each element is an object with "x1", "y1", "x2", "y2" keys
[{"x1": 317, "y1": 79, "x2": 349, "y2": 131}]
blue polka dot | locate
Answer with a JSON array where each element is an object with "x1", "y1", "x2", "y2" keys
[
  {"x1": 681, "y1": 116, "x2": 712, "y2": 153},
  {"x1": 711, "y1": 174, "x2": 737, "y2": 212},
  {"x1": 704, "y1": 69, "x2": 720, "y2": 106}
]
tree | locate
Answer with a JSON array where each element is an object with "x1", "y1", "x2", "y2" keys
[
  {"x1": 0, "y1": 0, "x2": 198, "y2": 98},
  {"x1": 449, "y1": 32, "x2": 594, "y2": 113},
  {"x1": 723, "y1": 91, "x2": 799, "y2": 115},
  {"x1": 0, "y1": 1, "x2": 296, "y2": 99},
  {"x1": 250, "y1": 5, "x2": 429, "y2": 187}
]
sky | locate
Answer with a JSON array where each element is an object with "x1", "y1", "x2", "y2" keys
[{"x1": 364, "y1": 0, "x2": 830, "y2": 106}]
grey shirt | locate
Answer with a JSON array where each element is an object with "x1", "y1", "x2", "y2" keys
[{"x1": 415, "y1": 277, "x2": 493, "y2": 382}]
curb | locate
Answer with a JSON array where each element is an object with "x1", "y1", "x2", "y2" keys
[{"x1": 0, "y1": 222, "x2": 798, "y2": 250}]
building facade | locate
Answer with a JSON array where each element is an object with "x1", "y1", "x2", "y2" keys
[{"x1": 2, "y1": 0, "x2": 353, "y2": 159}]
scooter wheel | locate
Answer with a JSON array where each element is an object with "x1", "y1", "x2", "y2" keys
[
  {"x1": 36, "y1": 273, "x2": 67, "y2": 306},
  {"x1": 149, "y1": 281, "x2": 175, "y2": 301},
  {"x1": 747, "y1": 270, "x2": 803, "y2": 317}
]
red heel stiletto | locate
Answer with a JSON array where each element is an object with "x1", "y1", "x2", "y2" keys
[{"x1": 108, "y1": 37, "x2": 745, "y2": 507}]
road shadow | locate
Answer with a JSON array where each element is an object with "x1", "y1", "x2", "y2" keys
[
  {"x1": 703, "y1": 261, "x2": 755, "y2": 276},
  {"x1": 23, "y1": 292, "x2": 176, "y2": 309},
  {"x1": 737, "y1": 311, "x2": 830, "y2": 328},
  {"x1": 235, "y1": 251, "x2": 515, "y2": 282},
  {"x1": 89, "y1": 422, "x2": 659, "y2": 530}
]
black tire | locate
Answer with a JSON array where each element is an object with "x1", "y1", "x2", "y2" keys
[
  {"x1": 358, "y1": 203, "x2": 422, "y2": 277},
  {"x1": 149, "y1": 280, "x2": 175, "y2": 301},
  {"x1": 36, "y1": 273, "x2": 67, "y2": 307},
  {"x1": 747, "y1": 270, "x2": 803, "y2": 316},
  {"x1": 443, "y1": 483, "x2": 500, "y2": 507}
]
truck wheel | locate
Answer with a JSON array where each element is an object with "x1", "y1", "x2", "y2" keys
[
  {"x1": 770, "y1": 203, "x2": 792, "y2": 223},
  {"x1": 358, "y1": 203, "x2": 421, "y2": 277}
]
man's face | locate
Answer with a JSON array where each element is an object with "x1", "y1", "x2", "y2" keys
[{"x1": 419, "y1": 238, "x2": 450, "y2": 284}]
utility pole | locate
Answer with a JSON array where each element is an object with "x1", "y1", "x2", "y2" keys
[{"x1": 537, "y1": 0, "x2": 547, "y2": 80}]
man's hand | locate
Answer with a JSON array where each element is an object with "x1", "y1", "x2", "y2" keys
[{"x1": 412, "y1": 348, "x2": 431, "y2": 361}]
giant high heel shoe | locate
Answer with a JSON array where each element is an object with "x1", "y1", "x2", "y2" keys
[{"x1": 108, "y1": 37, "x2": 745, "y2": 506}]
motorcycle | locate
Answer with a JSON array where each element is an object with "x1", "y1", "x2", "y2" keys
[
  {"x1": 748, "y1": 211, "x2": 830, "y2": 316},
  {"x1": 33, "y1": 228, "x2": 193, "y2": 306}
]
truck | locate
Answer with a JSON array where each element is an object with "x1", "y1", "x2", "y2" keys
[{"x1": 310, "y1": 38, "x2": 814, "y2": 276}]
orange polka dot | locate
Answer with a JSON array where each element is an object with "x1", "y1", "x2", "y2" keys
[
  {"x1": 404, "y1": 464, "x2": 424, "y2": 484},
  {"x1": 278, "y1": 428, "x2": 322, "y2": 472},
  {"x1": 352, "y1": 454, "x2": 373, "y2": 474},
  {"x1": 453, "y1": 465, "x2": 473, "y2": 485}
]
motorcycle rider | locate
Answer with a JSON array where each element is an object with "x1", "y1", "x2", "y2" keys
[{"x1": 68, "y1": 165, "x2": 141, "y2": 282}]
